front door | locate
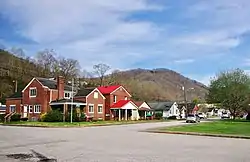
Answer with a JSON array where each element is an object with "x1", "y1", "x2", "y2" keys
[{"x1": 23, "y1": 106, "x2": 28, "y2": 118}]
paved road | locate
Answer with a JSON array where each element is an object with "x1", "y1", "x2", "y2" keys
[{"x1": 0, "y1": 121, "x2": 250, "y2": 162}]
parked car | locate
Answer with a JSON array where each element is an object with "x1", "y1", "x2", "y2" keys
[
  {"x1": 186, "y1": 114, "x2": 200, "y2": 123},
  {"x1": 221, "y1": 112, "x2": 230, "y2": 119},
  {"x1": 197, "y1": 112, "x2": 207, "y2": 119}
]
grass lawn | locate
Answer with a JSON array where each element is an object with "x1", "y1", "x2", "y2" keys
[
  {"x1": 3, "y1": 119, "x2": 168, "y2": 127},
  {"x1": 160, "y1": 120, "x2": 250, "y2": 137}
]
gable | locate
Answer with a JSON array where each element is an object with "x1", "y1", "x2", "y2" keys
[
  {"x1": 122, "y1": 101, "x2": 138, "y2": 110},
  {"x1": 139, "y1": 102, "x2": 151, "y2": 109},
  {"x1": 86, "y1": 88, "x2": 106, "y2": 99},
  {"x1": 22, "y1": 78, "x2": 45, "y2": 93},
  {"x1": 111, "y1": 86, "x2": 132, "y2": 97}
]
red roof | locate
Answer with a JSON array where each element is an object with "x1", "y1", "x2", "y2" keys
[
  {"x1": 110, "y1": 100, "x2": 132, "y2": 108},
  {"x1": 97, "y1": 85, "x2": 121, "y2": 95}
]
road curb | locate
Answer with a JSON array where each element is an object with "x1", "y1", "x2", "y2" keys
[
  {"x1": 1, "y1": 121, "x2": 169, "y2": 128},
  {"x1": 143, "y1": 130, "x2": 250, "y2": 139}
]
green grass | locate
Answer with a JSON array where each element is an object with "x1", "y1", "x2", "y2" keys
[
  {"x1": 4, "y1": 119, "x2": 167, "y2": 127},
  {"x1": 160, "y1": 120, "x2": 250, "y2": 136}
]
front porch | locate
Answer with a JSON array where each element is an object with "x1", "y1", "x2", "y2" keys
[
  {"x1": 50, "y1": 99, "x2": 86, "y2": 122},
  {"x1": 111, "y1": 109, "x2": 138, "y2": 121}
]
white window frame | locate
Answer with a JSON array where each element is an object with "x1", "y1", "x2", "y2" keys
[
  {"x1": 98, "y1": 104, "x2": 103, "y2": 113},
  {"x1": 29, "y1": 87, "x2": 37, "y2": 97},
  {"x1": 88, "y1": 104, "x2": 94, "y2": 113},
  {"x1": 34, "y1": 105, "x2": 41, "y2": 113},
  {"x1": 64, "y1": 92, "x2": 70, "y2": 99},
  {"x1": 10, "y1": 105, "x2": 16, "y2": 113},
  {"x1": 29, "y1": 105, "x2": 33, "y2": 113},
  {"x1": 113, "y1": 95, "x2": 117, "y2": 103},
  {"x1": 94, "y1": 92, "x2": 98, "y2": 99}
]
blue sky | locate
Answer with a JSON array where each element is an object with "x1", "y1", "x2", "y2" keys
[{"x1": 1, "y1": 0, "x2": 250, "y2": 85}]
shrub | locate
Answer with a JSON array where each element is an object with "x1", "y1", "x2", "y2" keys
[
  {"x1": 246, "y1": 114, "x2": 250, "y2": 120},
  {"x1": 39, "y1": 113, "x2": 47, "y2": 122},
  {"x1": 20, "y1": 118, "x2": 28, "y2": 121},
  {"x1": 10, "y1": 113, "x2": 21, "y2": 121},
  {"x1": 43, "y1": 110, "x2": 63, "y2": 122},
  {"x1": 168, "y1": 116, "x2": 177, "y2": 120},
  {"x1": 66, "y1": 111, "x2": 86, "y2": 122},
  {"x1": 0, "y1": 114, "x2": 5, "y2": 122},
  {"x1": 155, "y1": 112, "x2": 163, "y2": 120}
]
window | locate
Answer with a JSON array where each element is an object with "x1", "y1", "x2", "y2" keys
[
  {"x1": 29, "y1": 105, "x2": 33, "y2": 113},
  {"x1": 34, "y1": 105, "x2": 41, "y2": 113},
  {"x1": 10, "y1": 105, "x2": 16, "y2": 112},
  {"x1": 94, "y1": 92, "x2": 98, "y2": 99},
  {"x1": 125, "y1": 96, "x2": 128, "y2": 100},
  {"x1": 113, "y1": 95, "x2": 117, "y2": 103},
  {"x1": 176, "y1": 109, "x2": 178, "y2": 114},
  {"x1": 64, "y1": 92, "x2": 70, "y2": 99},
  {"x1": 29, "y1": 88, "x2": 37, "y2": 97},
  {"x1": 98, "y1": 105, "x2": 103, "y2": 113},
  {"x1": 88, "y1": 105, "x2": 94, "y2": 113}
]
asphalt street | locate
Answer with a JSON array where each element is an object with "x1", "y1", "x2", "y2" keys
[{"x1": 0, "y1": 121, "x2": 249, "y2": 162}]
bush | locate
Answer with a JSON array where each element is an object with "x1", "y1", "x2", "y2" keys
[
  {"x1": 168, "y1": 116, "x2": 177, "y2": 120},
  {"x1": 155, "y1": 112, "x2": 163, "y2": 120},
  {"x1": 247, "y1": 114, "x2": 250, "y2": 120},
  {"x1": 66, "y1": 111, "x2": 86, "y2": 122},
  {"x1": 39, "y1": 113, "x2": 47, "y2": 122},
  {"x1": 10, "y1": 113, "x2": 21, "y2": 121},
  {"x1": 20, "y1": 118, "x2": 28, "y2": 121},
  {"x1": 43, "y1": 110, "x2": 63, "y2": 122},
  {"x1": 0, "y1": 114, "x2": 5, "y2": 122}
]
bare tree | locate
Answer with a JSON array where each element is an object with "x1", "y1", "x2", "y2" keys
[
  {"x1": 58, "y1": 57, "x2": 80, "y2": 81},
  {"x1": 93, "y1": 63, "x2": 111, "y2": 86},
  {"x1": 36, "y1": 49, "x2": 57, "y2": 77}
]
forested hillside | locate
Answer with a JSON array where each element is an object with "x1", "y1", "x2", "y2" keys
[{"x1": 0, "y1": 48, "x2": 208, "y2": 103}]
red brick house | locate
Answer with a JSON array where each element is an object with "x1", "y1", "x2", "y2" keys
[
  {"x1": 50, "y1": 87, "x2": 106, "y2": 120},
  {"x1": 6, "y1": 76, "x2": 73, "y2": 120},
  {"x1": 6, "y1": 77, "x2": 140, "y2": 121},
  {"x1": 6, "y1": 76, "x2": 106, "y2": 121},
  {"x1": 97, "y1": 85, "x2": 132, "y2": 120},
  {"x1": 5, "y1": 92, "x2": 22, "y2": 115}
]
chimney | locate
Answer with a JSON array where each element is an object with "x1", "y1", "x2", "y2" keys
[{"x1": 57, "y1": 76, "x2": 65, "y2": 100}]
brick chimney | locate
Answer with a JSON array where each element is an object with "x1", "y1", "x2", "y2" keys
[{"x1": 57, "y1": 76, "x2": 65, "y2": 100}]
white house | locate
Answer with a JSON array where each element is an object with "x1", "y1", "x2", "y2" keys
[{"x1": 148, "y1": 102, "x2": 180, "y2": 119}]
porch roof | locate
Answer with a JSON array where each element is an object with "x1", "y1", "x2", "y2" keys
[
  {"x1": 50, "y1": 99, "x2": 86, "y2": 106},
  {"x1": 138, "y1": 107, "x2": 151, "y2": 111}
]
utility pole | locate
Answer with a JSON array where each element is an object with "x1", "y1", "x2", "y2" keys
[
  {"x1": 13, "y1": 80, "x2": 17, "y2": 93},
  {"x1": 71, "y1": 78, "x2": 74, "y2": 123},
  {"x1": 182, "y1": 82, "x2": 188, "y2": 117}
]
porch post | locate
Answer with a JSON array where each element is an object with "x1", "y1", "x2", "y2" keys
[
  {"x1": 144, "y1": 111, "x2": 147, "y2": 119},
  {"x1": 63, "y1": 104, "x2": 66, "y2": 122},
  {"x1": 125, "y1": 109, "x2": 128, "y2": 121},
  {"x1": 118, "y1": 109, "x2": 121, "y2": 121}
]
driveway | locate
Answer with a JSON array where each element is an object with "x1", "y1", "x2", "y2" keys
[{"x1": 0, "y1": 121, "x2": 250, "y2": 162}]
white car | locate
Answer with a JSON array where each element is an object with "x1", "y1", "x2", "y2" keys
[
  {"x1": 186, "y1": 114, "x2": 200, "y2": 123},
  {"x1": 221, "y1": 112, "x2": 230, "y2": 119},
  {"x1": 197, "y1": 112, "x2": 207, "y2": 119}
]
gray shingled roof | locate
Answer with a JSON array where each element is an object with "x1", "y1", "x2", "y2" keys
[
  {"x1": 148, "y1": 102, "x2": 174, "y2": 111},
  {"x1": 36, "y1": 77, "x2": 72, "y2": 91},
  {"x1": 50, "y1": 99, "x2": 86, "y2": 104},
  {"x1": 6, "y1": 91, "x2": 22, "y2": 99},
  {"x1": 75, "y1": 88, "x2": 95, "y2": 97}
]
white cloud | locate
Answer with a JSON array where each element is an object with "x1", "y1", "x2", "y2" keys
[
  {"x1": 174, "y1": 59, "x2": 194, "y2": 64},
  {"x1": 187, "y1": 74, "x2": 215, "y2": 86},
  {"x1": 1, "y1": 0, "x2": 250, "y2": 82}
]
